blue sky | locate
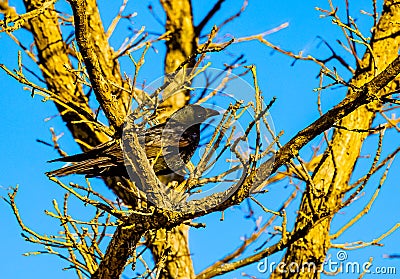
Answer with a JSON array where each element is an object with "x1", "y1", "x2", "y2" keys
[{"x1": 1, "y1": 0, "x2": 399, "y2": 278}]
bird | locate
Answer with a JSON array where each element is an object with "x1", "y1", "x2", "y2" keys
[{"x1": 46, "y1": 105, "x2": 219, "y2": 178}]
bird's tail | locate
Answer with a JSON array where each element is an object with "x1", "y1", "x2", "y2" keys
[
  {"x1": 46, "y1": 157, "x2": 117, "y2": 177},
  {"x1": 46, "y1": 140, "x2": 122, "y2": 177},
  {"x1": 48, "y1": 152, "x2": 94, "y2": 163},
  {"x1": 48, "y1": 140, "x2": 116, "y2": 163}
]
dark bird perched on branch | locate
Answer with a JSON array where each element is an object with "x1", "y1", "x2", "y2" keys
[{"x1": 46, "y1": 105, "x2": 219, "y2": 178}]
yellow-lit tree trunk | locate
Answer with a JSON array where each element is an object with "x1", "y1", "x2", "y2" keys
[
  {"x1": 22, "y1": 0, "x2": 109, "y2": 148},
  {"x1": 271, "y1": 1, "x2": 400, "y2": 278}
]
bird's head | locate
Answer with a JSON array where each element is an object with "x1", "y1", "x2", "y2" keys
[{"x1": 169, "y1": 104, "x2": 219, "y2": 126}]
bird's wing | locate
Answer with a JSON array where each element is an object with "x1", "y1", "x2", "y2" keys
[{"x1": 142, "y1": 124, "x2": 200, "y2": 161}]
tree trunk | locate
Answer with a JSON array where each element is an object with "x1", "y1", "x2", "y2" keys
[{"x1": 270, "y1": 1, "x2": 400, "y2": 278}]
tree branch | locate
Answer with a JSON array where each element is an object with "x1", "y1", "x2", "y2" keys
[
  {"x1": 194, "y1": 0, "x2": 226, "y2": 35},
  {"x1": 68, "y1": 0, "x2": 128, "y2": 129},
  {"x1": 256, "y1": 54, "x2": 400, "y2": 185}
]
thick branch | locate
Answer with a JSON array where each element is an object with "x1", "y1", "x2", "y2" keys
[
  {"x1": 68, "y1": 0, "x2": 128, "y2": 129},
  {"x1": 91, "y1": 224, "x2": 141, "y2": 279},
  {"x1": 271, "y1": 2, "x2": 400, "y2": 278},
  {"x1": 255, "y1": 54, "x2": 400, "y2": 184}
]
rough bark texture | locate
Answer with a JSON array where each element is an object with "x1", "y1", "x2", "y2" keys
[
  {"x1": 22, "y1": 0, "x2": 109, "y2": 148},
  {"x1": 270, "y1": 1, "x2": 400, "y2": 278},
  {"x1": 69, "y1": 0, "x2": 129, "y2": 130},
  {"x1": 92, "y1": 225, "x2": 141, "y2": 279}
]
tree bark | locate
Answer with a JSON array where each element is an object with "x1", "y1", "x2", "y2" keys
[
  {"x1": 270, "y1": 1, "x2": 400, "y2": 278},
  {"x1": 23, "y1": 0, "x2": 109, "y2": 148}
]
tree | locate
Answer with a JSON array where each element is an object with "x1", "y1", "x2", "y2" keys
[{"x1": 1, "y1": 0, "x2": 399, "y2": 278}]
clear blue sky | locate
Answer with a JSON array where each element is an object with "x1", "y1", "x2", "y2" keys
[{"x1": 1, "y1": 0, "x2": 399, "y2": 278}]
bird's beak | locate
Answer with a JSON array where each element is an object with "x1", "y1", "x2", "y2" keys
[{"x1": 205, "y1": 108, "x2": 219, "y2": 118}]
